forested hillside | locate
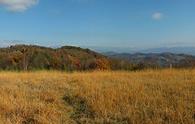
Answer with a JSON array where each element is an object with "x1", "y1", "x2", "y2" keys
[{"x1": 0, "y1": 45, "x2": 111, "y2": 71}]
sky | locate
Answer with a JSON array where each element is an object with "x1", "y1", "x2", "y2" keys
[{"x1": 0, "y1": 0, "x2": 195, "y2": 49}]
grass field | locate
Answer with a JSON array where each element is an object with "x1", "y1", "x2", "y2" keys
[{"x1": 0, "y1": 69, "x2": 194, "y2": 124}]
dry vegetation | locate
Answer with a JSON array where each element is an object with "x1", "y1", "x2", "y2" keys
[{"x1": 0, "y1": 69, "x2": 194, "y2": 124}]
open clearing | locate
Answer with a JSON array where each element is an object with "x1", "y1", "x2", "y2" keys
[{"x1": 0, "y1": 69, "x2": 194, "y2": 124}]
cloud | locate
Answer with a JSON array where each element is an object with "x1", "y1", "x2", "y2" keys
[
  {"x1": 0, "y1": 0, "x2": 38, "y2": 12},
  {"x1": 152, "y1": 12, "x2": 163, "y2": 20}
]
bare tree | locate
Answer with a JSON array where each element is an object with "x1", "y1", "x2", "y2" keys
[{"x1": 21, "y1": 48, "x2": 28, "y2": 71}]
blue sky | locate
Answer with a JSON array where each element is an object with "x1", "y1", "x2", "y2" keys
[{"x1": 0, "y1": 0, "x2": 195, "y2": 48}]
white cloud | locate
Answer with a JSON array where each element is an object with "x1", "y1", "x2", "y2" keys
[
  {"x1": 152, "y1": 12, "x2": 163, "y2": 20},
  {"x1": 0, "y1": 0, "x2": 38, "y2": 12}
]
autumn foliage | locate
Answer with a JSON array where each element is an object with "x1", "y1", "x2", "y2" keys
[{"x1": 0, "y1": 45, "x2": 111, "y2": 71}]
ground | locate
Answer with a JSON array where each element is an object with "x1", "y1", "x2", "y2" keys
[{"x1": 0, "y1": 69, "x2": 194, "y2": 124}]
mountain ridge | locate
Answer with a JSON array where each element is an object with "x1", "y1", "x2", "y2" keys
[
  {"x1": 0, "y1": 44, "x2": 195, "y2": 71},
  {"x1": 91, "y1": 46, "x2": 195, "y2": 55},
  {"x1": 105, "y1": 52, "x2": 195, "y2": 68}
]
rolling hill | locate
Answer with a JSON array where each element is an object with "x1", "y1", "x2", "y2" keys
[{"x1": 0, "y1": 45, "x2": 111, "y2": 71}]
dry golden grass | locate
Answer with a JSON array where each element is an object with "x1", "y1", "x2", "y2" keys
[{"x1": 0, "y1": 69, "x2": 194, "y2": 124}]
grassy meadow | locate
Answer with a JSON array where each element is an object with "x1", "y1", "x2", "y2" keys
[{"x1": 0, "y1": 69, "x2": 194, "y2": 124}]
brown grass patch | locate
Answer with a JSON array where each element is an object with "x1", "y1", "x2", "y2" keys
[{"x1": 0, "y1": 70, "x2": 194, "y2": 123}]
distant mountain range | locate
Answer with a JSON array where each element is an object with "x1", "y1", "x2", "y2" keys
[
  {"x1": 140, "y1": 47, "x2": 195, "y2": 55},
  {"x1": 101, "y1": 46, "x2": 195, "y2": 68},
  {"x1": 90, "y1": 46, "x2": 195, "y2": 55},
  {"x1": 104, "y1": 52, "x2": 195, "y2": 68}
]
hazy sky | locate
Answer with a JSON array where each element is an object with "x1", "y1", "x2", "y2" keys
[{"x1": 0, "y1": 0, "x2": 195, "y2": 48}]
